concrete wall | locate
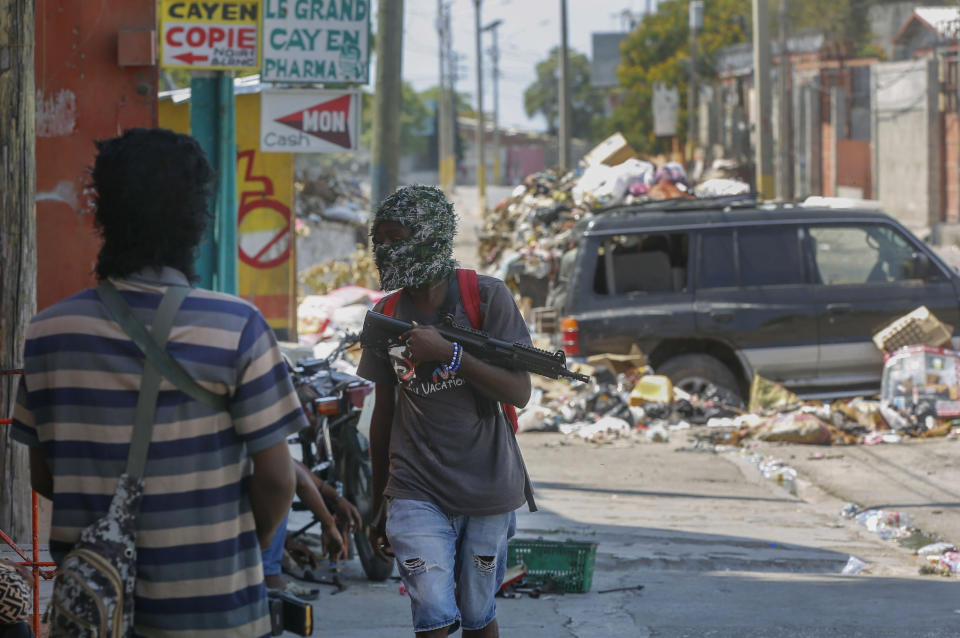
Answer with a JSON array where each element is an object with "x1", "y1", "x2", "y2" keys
[
  {"x1": 873, "y1": 58, "x2": 941, "y2": 231},
  {"x1": 35, "y1": 0, "x2": 158, "y2": 310},
  {"x1": 943, "y1": 112, "x2": 959, "y2": 223}
]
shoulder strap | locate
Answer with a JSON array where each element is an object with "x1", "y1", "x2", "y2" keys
[
  {"x1": 456, "y1": 269, "x2": 482, "y2": 330},
  {"x1": 123, "y1": 285, "x2": 187, "y2": 478},
  {"x1": 454, "y1": 269, "x2": 521, "y2": 435},
  {"x1": 382, "y1": 291, "x2": 401, "y2": 317},
  {"x1": 96, "y1": 282, "x2": 229, "y2": 412}
]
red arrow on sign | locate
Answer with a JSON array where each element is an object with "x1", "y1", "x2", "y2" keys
[
  {"x1": 173, "y1": 52, "x2": 210, "y2": 65},
  {"x1": 274, "y1": 95, "x2": 352, "y2": 149}
]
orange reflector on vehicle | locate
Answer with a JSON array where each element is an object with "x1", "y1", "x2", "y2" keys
[{"x1": 315, "y1": 397, "x2": 340, "y2": 416}]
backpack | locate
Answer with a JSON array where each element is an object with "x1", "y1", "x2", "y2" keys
[
  {"x1": 382, "y1": 269, "x2": 520, "y2": 434},
  {"x1": 48, "y1": 282, "x2": 227, "y2": 637}
]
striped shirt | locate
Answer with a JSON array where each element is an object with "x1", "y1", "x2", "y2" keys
[{"x1": 11, "y1": 267, "x2": 307, "y2": 637}]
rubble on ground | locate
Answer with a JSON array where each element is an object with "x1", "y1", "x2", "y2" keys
[
  {"x1": 296, "y1": 168, "x2": 369, "y2": 227},
  {"x1": 518, "y1": 306, "x2": 960, "y2": 451},
  {"x1": 298, "y1": 244, "x2": 380, "y2": 298}
]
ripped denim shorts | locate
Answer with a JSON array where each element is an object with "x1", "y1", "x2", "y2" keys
[{"x1": 386, "y1": 498, "x2": 517, "y2": 633}]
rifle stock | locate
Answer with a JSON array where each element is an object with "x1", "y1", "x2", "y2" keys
[{"x1": 361, "y1": 311, "x2": 590, "y2": 383}]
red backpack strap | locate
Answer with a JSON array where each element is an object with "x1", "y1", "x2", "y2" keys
[
  {"x1": 503, "y1": 403, "x2": 519, "y2": 434},
  {"x1": 382, "y1": 291, "x2": 401, "y2": 317},
  {"x1": 457, "y1": 269, "x2": 483, "y2": 330},
  {"x1": 456, "y1": 269, "x2": 520, "y2": 434}
]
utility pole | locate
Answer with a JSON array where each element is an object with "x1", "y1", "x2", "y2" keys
[
  {"x1": 688, "y1": 0, "x2": 703, "y2": 158},
  {"x1": 752, "y1": 0, "x2": 775, "y2": 199},
  {"x1": 371, "y1": 0, "x2": 405, "y2": 207},
  {"x1": 449, "y1": 50, "x2": 462, "y2": 189},
  {"x1": 473, "y1": 0, "x2": 487, "y2": 214},
  {"x1": 558, "y1": 0, "x2": 572, "y2": 169},
  {"x1": 0, "y1": 0, "x2": 37, "y2": 542},
  {"x1": 483, "y1": 19, "x2": 503, "y2": 186},
  {"x1": 437, "y1": 0, "x2": 450, "y2": 192},
  {"x1": 777, "y1": 0, "x2": 793, "y2": 200}
]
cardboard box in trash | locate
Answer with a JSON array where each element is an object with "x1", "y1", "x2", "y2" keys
[
  {"x1": 586, "y1": 345, "x2": 649, "y2": 376},
  {"x1": 582, "y1": 132, "x2": 638, "y2": 167},
  {"x1": 881, "y1": 345, "x2": 960, "y2": 417},
  {"x1": 873, "y1": 306, "x2": 954, "y2": 354}
]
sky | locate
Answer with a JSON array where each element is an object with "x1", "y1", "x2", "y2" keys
[{"x1": 391, "y1": 0, "x2": 660, "y2": 132}]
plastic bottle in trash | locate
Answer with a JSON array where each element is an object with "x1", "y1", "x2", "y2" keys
[{"x1": 775, "y1": 468, "x2": 798, "y2": 496}]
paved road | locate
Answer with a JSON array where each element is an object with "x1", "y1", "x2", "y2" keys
[{"x1": 299, "y1": 433, "x2": 960, "y2": 637}]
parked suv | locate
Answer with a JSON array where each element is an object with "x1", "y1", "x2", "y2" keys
[{"x1": 540, "y1": 201, "x2": 960, "y2": 403}]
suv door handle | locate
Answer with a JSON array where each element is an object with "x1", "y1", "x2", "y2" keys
[
  {"x1": 709, "y1": 310, "x2": 734, "y2": 323},
  {"x1": 827, "y1": 303, "x2": 853, "y2": 315}
]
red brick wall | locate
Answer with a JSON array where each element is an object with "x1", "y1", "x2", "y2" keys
[
  {"x1": 821, "y1": 123, "x2": 835, "y2": 197},
  {"x1": 837, "y1": 139, "x2": 872, "y2": 200}
]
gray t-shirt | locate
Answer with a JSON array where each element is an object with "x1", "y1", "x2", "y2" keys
[{"x1": 357, "y1": 274, "x2": 534, "y2": 516}]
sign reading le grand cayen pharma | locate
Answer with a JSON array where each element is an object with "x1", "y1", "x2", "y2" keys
[{"x1": 262, "y1": 0, "x2": 371, "y2": 84}]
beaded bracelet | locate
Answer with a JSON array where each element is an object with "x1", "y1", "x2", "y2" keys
[
  {"x1": 450, "y1": 342, "x2": 463, "y2": 373},
  {"x1": 446, "y1": 342, "x2": 462, "y2": 373}
]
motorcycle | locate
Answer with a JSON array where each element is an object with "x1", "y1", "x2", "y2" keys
[{"x1": 287, "y1": 333, "x2": 393, "y2": 582}]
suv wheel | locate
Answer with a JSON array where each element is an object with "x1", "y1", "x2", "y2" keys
[{"x1": 657, "y1": 354, "x2": 744, "y2": 407}]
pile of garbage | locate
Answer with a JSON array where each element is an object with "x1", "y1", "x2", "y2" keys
[
  {"x1": 478, "y1": 132, "x2": 750, "y2": 302},
  {"x1": 296, "y1": 281, "x2": 385, "y2": 346},
  {"x1": 518, "y1": 305, "x2": 960, "y2": 448},
  {"x1": 298, "y1": 243, "x2": 380, "y2": 298},
  {"x1": 837, "y1": 503, "x2": 960, "y2": 577},
  {"x1": 295, "y1": 167, "x2": 369, "y2": 227}
]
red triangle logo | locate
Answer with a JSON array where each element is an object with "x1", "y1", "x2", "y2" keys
[{"x1": 274, "y1": 95, "x2": 352, "y2": 148}]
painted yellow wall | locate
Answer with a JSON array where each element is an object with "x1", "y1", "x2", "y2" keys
[{"x1": 159, "y1": 93, "x2": 296, "y2": 339}]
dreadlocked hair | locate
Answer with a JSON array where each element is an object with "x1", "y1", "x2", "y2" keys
[{"x1": 92, "y1": 127, "x2": 215, "y2": 282}]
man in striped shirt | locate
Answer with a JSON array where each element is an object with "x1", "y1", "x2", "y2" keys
[{"x1": 11, "y1": 128, "x2": 306, "y2": 636}]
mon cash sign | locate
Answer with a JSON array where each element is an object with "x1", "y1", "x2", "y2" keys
[
  {"x1": 260, "y1": 90, "x2": 360, "y2": 153},
  {"x1": 160, "y1": 0, "x2": 261, "y2": 70},
  {"x1": 262, "y1": 0, "x2": 370, "y2": 83}
]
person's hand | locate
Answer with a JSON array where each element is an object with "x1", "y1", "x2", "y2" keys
[
  {"x1": 322, "y1": 525, "x2": 345, "y2": 561},
  {"x1": 336, "y1": 498, "x2": 363, "y2": 532},
  {"x1": 400, "y1": 322, "x2": 454, "y2": 365},
  {"x1": 368, "y1": 500, "x2": 393, "y2": 562},
  {"x1": 285, "y1": 538, "x2": 319, "y2": 569},
  {"x1": 0, "y1": 558, "x2": 33, "y2": 588}
]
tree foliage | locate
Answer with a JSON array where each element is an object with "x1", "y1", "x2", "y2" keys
[
  {"x1": 417, "y1": 86, "x2": 475, "y2": 117},
  {"x1": 360, "y1": 82, "x2": 432, "y2": 156},
  {"x1": 524, "y1": 47, "x2": 606, "y2": 142},
  {"x1": 613, "y1": 0, "x2": 750, "y2": 154}
]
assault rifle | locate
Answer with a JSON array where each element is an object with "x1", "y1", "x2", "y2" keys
[{"x1": 360, "y1": 310, "x2": 591, "y2": 383}]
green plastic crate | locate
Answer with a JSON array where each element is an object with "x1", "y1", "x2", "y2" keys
[{"x1": 506, "y1": 538, "x2": 598, "y2": 593}]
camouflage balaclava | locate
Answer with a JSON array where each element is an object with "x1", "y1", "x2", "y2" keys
[{"x1": 371, "y1": 185, "x2": 458, "y2": 290}]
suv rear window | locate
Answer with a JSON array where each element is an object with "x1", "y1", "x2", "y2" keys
[
  {"x1": 808, "y1": 224, "x2": 943, "y2": 284},
  {"x1": 738, "y1": 226, "x2": 805, "y2": 286},
  {"x1": 593, "y1": 232, "x2": 689, "y2": 295}
]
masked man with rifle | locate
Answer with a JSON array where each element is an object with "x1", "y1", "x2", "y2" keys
[{"x1": 357, "y1": 186, "x2": 536, "y2": 638}]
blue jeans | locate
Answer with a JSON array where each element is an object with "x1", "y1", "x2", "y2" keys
[
  {"x1": 262, "y1": 514, "x2": 289, "y2": 577},
  {"x1": 386, "y1": 498, "x2": 516, "y2": 633}
]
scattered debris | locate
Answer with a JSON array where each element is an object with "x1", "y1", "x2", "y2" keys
[
  {"x1": 597, "y1": 584, "x2": 645, "y2": 594},
  {"x1": 841, "y1": 556, "x2": 868, "y2": 575}
]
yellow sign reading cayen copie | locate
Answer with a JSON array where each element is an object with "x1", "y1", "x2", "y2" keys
[{"x1": 160, "y1": 0, "x2": 261, "y2": 71}]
